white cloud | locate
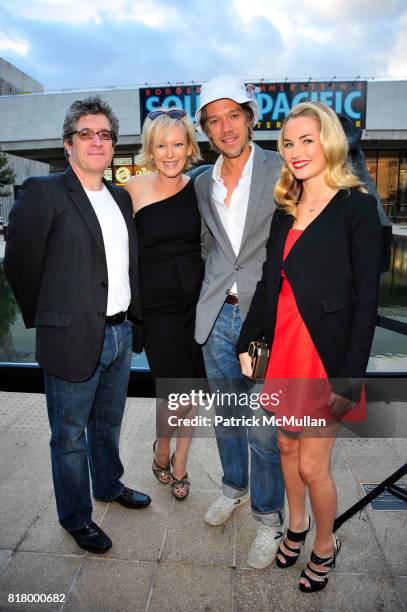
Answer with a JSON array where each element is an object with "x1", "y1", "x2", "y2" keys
[
  {"x1": 232, "y1": 0, "x2": 333, "y2": 48},
  {"x1": 0, "y1": 0, "x2": 179, "y2": 27},
  {"x1": 0, "y1": 0, "x2": 110, "y2": 25},
  {"x1": 0, "y1": 31, "x2": 29, "y2": 55},
  {"x1": 233, "y1": 0, "x2": 402, "y2": 26},
  {"x1": 0, "y1": 0, "x2": 405, "y2": 89},
  {"x1": 232, "y1": 0, "x2": 404, "y2": 48},
  {"x1": 230, "y1": 0, "x2": 406, "y2": 80},
  {"x1": 118, "y1": 2, "x2": 180, "y2": 28},
  {"x1": 387, "y1": 13, "x2": 407, "y2": 76}
]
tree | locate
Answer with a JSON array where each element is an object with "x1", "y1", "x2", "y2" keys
[
  {"x1": 0, "y1": 153, "x2": 16, "y2": 197},
  {"x1": 0, "y1": 266, "x2": 19, "y2": 348}
]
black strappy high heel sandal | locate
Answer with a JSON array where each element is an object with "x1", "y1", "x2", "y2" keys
[
  {"x1": 299, "y1": 535, "x2": 341, "y2": 593},
  {"x1": 276, "y1": 515, "x2": 313, "y2": 568}
]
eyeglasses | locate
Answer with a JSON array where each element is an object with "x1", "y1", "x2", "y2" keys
[
  {"x1": 147, "y1": 109, "x2": 187, "y2": 121},
  {"x1": 67, "y1": 128, "x2": 115, "y2": 142}
]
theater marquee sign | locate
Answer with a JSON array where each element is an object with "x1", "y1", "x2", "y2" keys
[{"x1": 139, "y1": 80, "x2": 367, "y2": 129}]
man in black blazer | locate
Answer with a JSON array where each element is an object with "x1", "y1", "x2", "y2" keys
[{"x1": 4, "y1": 96, "x2": 150, "y2": 554}]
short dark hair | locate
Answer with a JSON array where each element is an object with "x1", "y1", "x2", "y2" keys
[
  {"x1": 200, "y1": 102, "x2": 255, "y2": 144},
  {"x1": 62, "y1": 95, "x2": 119, "y2": 145}
]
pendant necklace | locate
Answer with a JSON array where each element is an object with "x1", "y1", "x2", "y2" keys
[{"x1": 301, "y1": 189, "x2": 336, "y2": 214}]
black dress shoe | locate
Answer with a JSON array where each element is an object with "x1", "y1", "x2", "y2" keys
[
  {"x1": 113, "y1": 486, "x2": 151, "y2": 509},
  {"x1": 69, "y1": 522, "x2": 112, "y2": 554}
]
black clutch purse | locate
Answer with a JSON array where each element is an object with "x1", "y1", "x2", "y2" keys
[{"x1": 248, "y1": 340, "x2": 270, "y2": 379}]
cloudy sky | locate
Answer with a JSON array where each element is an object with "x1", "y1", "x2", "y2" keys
[{"x1": 0, "y1": 0, "x2": 406, "y2": 90}]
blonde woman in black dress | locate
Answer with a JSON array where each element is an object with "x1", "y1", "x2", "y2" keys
[{"x1": 126, "y1": 109, "x2": 204, "y2": 500}]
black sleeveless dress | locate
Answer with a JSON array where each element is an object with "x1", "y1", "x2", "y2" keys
[{"x1": 134, "y1": 179, "x2": 205, "y2": 380}]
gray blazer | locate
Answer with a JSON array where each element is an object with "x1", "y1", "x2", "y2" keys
[{"x1": 194, "y1": 143, "x2": 282, "y2": 344}]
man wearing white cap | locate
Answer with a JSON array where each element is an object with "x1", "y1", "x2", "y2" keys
[{"x1": 194, "y1": 75, "x2": 285, "y2": 568}]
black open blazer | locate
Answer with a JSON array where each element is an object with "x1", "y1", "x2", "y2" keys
[
  {"x1": 237, "y1": 188, "x2": 382, "y2": 399},
  {"x1": 4, "y1": 166, "x2": 141, "y2": 382}
]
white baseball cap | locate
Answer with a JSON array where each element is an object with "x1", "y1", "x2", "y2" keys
[{"x1": 195, "y1": 75, "x2": 260, "y2": 134}]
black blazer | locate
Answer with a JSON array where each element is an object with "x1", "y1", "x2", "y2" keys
[
  {"x1": 4, "y1": 166, "x2": 141, "y2": 382},
  {"x1": 237, "y1": 189, "x2": 382, "y2": 398}
]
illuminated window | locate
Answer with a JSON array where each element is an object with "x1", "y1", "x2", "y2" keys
[
  {"x1": 399, "y1": 155, "x2": 407, "y2": 213},
  {"x1": 377, "y1": 152, "x2": 399, "y2": 213},
  {"x1": 365, "y1": 152, "x2": 377, "y2": 184}
]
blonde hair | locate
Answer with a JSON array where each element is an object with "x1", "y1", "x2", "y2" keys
[
  {"x1": 136, "y1": 109, "x2": 202, "y2": 170},
  {"x1": 274, "y1": 101, "x2": 365, "y2": 217}
]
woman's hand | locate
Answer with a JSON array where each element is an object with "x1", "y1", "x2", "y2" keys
[
  {"x1": 328, "y1": 392, "x2": 356, "y2": 417},
  {"x1": 239, "y1": 352, "x2": 253, "y2": 378}
]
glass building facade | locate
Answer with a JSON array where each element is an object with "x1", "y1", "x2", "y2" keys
[{"x1": 365, "y1": 151, "x2": 407, "y2": 221}]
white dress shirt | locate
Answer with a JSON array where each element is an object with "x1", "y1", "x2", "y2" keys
[
  {"x1": 212, "y1": 143, "x2": 254, "y2": 295},
  {"x1": 85, "y1": 186, "x2": 131, "y2": 316}
]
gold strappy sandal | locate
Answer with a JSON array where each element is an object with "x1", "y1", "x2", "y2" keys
[
  {"x1": 152, "y1": 440, "x2": 171, "y2": 484},
  {"x1": 170, "y1": 453, "x2": 190, "y2": 501}
]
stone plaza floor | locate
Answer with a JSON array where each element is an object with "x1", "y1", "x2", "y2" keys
[{"x1": 0, "y1": 391, "x2": 406, "y2": 611}]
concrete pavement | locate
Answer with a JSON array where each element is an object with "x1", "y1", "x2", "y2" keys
[{"x1": 0, "y1": 392, "x2": 406, "y2": 611}]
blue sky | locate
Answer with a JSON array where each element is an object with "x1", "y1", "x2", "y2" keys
[{"x1": 0, "y1": 0, "x2": 406, "y2": 90}]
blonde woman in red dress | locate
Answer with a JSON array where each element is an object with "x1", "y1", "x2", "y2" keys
[{"x1": 238, "y1": 102, "x2": 382, "y2": 592}]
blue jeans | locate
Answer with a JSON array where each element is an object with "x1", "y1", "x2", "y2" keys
[
  {"x1": 44, "y1": 320, "x2": 133, "y2": 531},
  {"x1": 203, "y1": 303, "x2": 285, "y2": 527}
]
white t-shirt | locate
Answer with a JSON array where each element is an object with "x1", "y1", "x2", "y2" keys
[
  {"x1": 84, "y1": 186, "x2": 131, "y2": 316},
  {"x1": 212, "y1": 143, "x2": 254, "y2": 295}
]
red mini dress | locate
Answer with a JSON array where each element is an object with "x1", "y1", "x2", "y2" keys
[{"x1": 262, "y1": 229, "x2": 365, "y2": 432}]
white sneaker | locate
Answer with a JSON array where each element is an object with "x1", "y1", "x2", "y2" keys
[
  {"x1": 204, "y1": 492, "x2": 250, "y2": 526},
  {"x1": 247, "y1": 524, "x2": 284, "y2": 569}
]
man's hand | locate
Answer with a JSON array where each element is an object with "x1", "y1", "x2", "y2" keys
[
  {"x1": 328, "y1": 392, "x2": 356, "y2": 418},
  {"x1": 239, "y1": 352, "x2": 253, "y2": 378}
]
